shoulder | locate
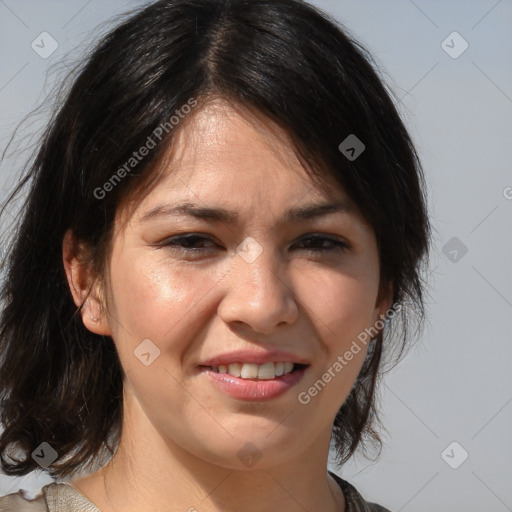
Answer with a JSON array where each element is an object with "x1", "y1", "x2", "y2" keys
[
  {"x1": 0, "y1": 482, "x2": 101, "y2": 512},
  {"x1": 0, "y1": 487, "x2": 48, "y2": 511},
  {"x1": 328, "y1": 471, "x2": 393, "y2": 512}
]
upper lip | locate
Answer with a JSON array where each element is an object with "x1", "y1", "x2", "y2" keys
[{"x1": 200, "y1": 349, "x2": 310, "y2": 367}]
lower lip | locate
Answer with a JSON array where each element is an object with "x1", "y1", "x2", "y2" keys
[{"x1": 201, "y1": 366, "x2": 308, "y2": 401}]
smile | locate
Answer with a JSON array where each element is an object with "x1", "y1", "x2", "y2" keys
[
  {"x1": 201, "y1": 363, "x2": 309, "y2": 401},
  {"x1": 209, "y1": 361, "x2": 300, "y2": 379}
]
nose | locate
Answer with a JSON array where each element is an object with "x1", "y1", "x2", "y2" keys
[{"x1": 217, "y1": 246, "x2": 299, "y2": 335}]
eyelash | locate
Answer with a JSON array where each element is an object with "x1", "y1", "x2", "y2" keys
[{"x1": 158, "y1": 233, "x2": 350, "y2": 256}]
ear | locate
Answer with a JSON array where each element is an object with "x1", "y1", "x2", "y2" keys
[
  {"x1": 62, "y1": 229, "x2": 112, "y2": 336},
  {"x1": 373, "y1": 281, "x2": 394, "y2": 327}
]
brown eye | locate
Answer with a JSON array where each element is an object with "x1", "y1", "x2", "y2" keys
[
  {"x1": 163, "y1": 234, "x2": 217, "y2": 250},
  {"x1": 294, "y1": 235, "x2": 350, "y2": 253}
]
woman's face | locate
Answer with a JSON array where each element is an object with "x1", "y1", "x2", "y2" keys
[{"x1": 98, "y1": 99, "x2": 390, "y2": 469}]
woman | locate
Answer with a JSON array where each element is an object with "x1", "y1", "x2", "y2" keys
[{"x1": 0, "y1": 0, "x2": 430, "y2": 510}]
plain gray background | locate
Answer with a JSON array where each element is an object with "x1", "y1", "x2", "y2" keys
[{"x1": 0, "y1": 1, "x2": 511, "y2": 511}]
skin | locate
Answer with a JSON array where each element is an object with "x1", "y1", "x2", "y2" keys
[{"x1": 63, "y1": 98, "x2": 391, "y2": 512}]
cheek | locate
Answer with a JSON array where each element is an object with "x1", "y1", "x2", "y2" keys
[
  {"x1": 106, "y1": 254, "x2": 223, "y2": 358},
  {"x1": 296, "y1": 263, "x2": 380, "y2": 347},
  {"x1": 105, "y1": 257, "x2": 219, "y2": 415},
  {"x1": 291, "y1": 269, "x2": 378, "y2": 419}
]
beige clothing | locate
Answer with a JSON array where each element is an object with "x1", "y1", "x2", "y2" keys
[{"x1": 0, "y1": 471, "x2": 391, "y2": 511}]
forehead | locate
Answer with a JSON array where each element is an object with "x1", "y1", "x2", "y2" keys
[{"x1": 142, "y1": 98, "x2": 355, "y2": 212}]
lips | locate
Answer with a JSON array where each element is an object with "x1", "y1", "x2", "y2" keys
[
  {"x1": 200, "y1": 349, "x2": 310, "y2": 367},
  {"x1": 202, "y1": 364, "x2": 308, "y2": 401},
  {"x1": 198, "y1": 349, "x2": 310, "y2": 400},
  {"x1": 209, "y1": 361, "x2": 306, "y2": 380}
]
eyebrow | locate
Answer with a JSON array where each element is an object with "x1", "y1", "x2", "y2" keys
[{"x1": 140, "y1": 200, "x2": 355, "y2": 225}]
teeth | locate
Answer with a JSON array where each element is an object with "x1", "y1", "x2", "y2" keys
[
  {"x1": 210, "y1": 361, "x2": 298, "y2": 379},
  {"x1": 258, "y1": 362, "x2": 276, "y2": 380},
  {"x1": 228, "y1": 363, "x2": 241, "y2": 377},
  {"x1": 240, "y1": 363, "x2": 259, "y2": 379}
]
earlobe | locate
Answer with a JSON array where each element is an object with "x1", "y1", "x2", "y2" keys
[
  {"x1": 374, "y1": 283, "x2": 394, "y2": 324},
  {"x1": 62, "y1": 229, "x2": 112, "y2": 336},
  {"x1": 81, "y1": 291, "x2": 111, "y2": 336}
]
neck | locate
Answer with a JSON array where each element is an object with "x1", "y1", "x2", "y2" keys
[{"x1": 71, "y1": 389, "x2": 345, "y2": 512}]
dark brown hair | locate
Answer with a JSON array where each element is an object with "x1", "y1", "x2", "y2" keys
[{"x1": 0, "y1": 0, "x2": 430, "y2": 478}]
